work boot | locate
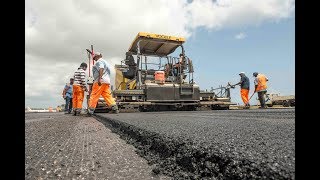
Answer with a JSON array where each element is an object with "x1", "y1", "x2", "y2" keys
[
  {"x1": 82, "y1": 112, "x2": 92, "y2": 117},
  {"x1": 111, "y1": 105, "x2": 119, "y2": 114},
  {"x1": 88, "y1": 108, "x2": 95, "y2": 115},
  {"x1": 245, "y1": 103, "x2": 250, "y2": 109},
  {"x1": 73, "y1": 109, "x2": 80, "y2": 116}
]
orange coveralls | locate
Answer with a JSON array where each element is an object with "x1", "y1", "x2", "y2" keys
[
  {"x1": 240, "y1": 89, "x2": 249, "y2": 105},
  {"x1": 88, "y1": 83, "x2": 116, "y2": 110},
  {"x1": 72, "y1": 85, "x2": 85, "y2": 112}
]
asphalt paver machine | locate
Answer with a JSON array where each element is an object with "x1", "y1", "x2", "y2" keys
[{"x1": 91, "y1": 32, "x2": 235, "y2": 112}]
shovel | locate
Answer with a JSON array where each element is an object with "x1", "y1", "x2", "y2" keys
[{"x1": 249, "y1": 92, "x2": 255, "y2": 101}]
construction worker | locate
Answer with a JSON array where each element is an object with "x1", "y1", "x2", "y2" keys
[
  {"x1": 174, "y1": 53, "x2": 187, "y2": 82},
  {"x1": 232, "y1": 72, "x2": 250, "y2": 107},
  {"x1": 72, "y1": 63, "x2": 88, "y2": 115},
  {"x1": 62, "y1": 78, "x2": 74, "y2": 114},
  {"x1": 253, "y1": 72, "x2": 269, "y2": 108},
  {"x1": 87, "y1": 52, "x2": 119, "y2": 115}
]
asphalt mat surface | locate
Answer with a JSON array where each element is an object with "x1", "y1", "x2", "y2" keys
[
  {"x1": 95, "y1": 108, "x2": 295, "y2": 179},
  {"x1": 25, "y1": 112, "x2": 170, "y2": 180}
]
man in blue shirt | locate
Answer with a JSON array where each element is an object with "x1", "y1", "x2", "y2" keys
[
  {"x1": 62, "y1": 78, "x2": 74, "y2": 114},
  {"x1": 231, "y1": 72, "x2": 250, "y2": 108}
]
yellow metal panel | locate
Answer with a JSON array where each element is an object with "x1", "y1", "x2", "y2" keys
[
  {"x1": 115, "y1": 68, "x2": 125, "y2": 90},
  {"x1": 128, "y1": 32, "x2": 186, "y2": 56},
  {"x1": 115, "y1": 67, "x2": 136, "y2": 90},
  {"x1": 137, "y1": 32, "x2": 185, "y2": 42}
]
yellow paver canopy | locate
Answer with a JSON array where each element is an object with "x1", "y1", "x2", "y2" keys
[{"x1": 128, "y1": 32, "x2": 186, "y2": 56}]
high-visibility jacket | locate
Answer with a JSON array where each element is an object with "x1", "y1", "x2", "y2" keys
[{"x1": 255, "y1": 74, "x2": 268, "y2": 92}]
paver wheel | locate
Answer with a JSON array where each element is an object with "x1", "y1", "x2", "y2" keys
[{"x1": 283, "y1": 100, "x2": 290, "y2": 107}]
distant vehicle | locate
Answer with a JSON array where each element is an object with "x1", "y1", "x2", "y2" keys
[{"x1": 256, "y1": 93, "x2": 295, "y2": 107}]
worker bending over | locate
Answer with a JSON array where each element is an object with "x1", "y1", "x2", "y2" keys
[{"x1": 88, "y1": 52, "x2": 119, "y2": 115}]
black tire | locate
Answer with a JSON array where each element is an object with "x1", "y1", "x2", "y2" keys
[
  {"x1": 283, "y1": 100, "x2": 290, "y2": 107},
  {"x1": 267, "y1": 103, "x2": 273, "y2": 107}
]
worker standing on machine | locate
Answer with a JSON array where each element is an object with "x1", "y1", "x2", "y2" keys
[
  {"x1": 231, "y1": 72, "x2": 250, "y2": 108},
  {"x1": 174, "y1": 53, "x2": 187, "y2": 83},
  {"x1": 87, "y1": 52, "x2": 119, "y2": 115}
]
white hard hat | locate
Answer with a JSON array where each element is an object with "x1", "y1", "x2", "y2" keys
[
  {"x1": 93, "y1": 52, "x2": 101, "y2": 58},
  {"x1": 239, "y1": 72, "x2": 245, "y2": 75}
]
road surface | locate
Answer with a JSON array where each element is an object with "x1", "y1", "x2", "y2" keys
[
  {"x1": 25, "y1": 112, "x2": 170, "y2": 179},
  {"x1": 95, "y1": 109, "x2": 295, "y2": 179}
]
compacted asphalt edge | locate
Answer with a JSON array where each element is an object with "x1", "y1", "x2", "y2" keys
[{"x1": 94, "y1": 113, "x2": 288, "y2": 179}]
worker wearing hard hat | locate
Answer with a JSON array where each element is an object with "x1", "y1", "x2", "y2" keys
[
  {"x1": 72, "y1": 63, "x2": 88, "y2": 115},
  {"x1": 253, "y1": 72, "x2": 269, "y2": 108},
  {"x1": 232, "y1": 72, "x2": 250, "y2": 107},
  {"x1": 87, "y1": 52, "x2": 119, "y2": 115}
]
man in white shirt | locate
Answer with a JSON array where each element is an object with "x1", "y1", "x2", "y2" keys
[{"x1": 87, "y1": 52, "x2": 119, "y2": 115}]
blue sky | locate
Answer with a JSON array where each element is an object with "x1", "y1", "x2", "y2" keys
[{"x1": 180, "y1": 18, "x2": 295, "y2": 104}]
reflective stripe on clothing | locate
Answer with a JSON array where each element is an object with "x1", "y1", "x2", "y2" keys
[
  {"x1": 72, "y1": 85, "x2": 85, "y2": 109},
  {"x1": 240, "y1": 88, "x2": 249, "y2": 105},
  {"x1": 88, "y1": 82, "x2": 116, "y2": 109},
  {"x1": 254, "y1": 74, "x2": 268, "y2": 92}
]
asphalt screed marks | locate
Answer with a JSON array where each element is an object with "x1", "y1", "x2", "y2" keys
[{"x1": 94, "y1": 114, "x2": 291, "y2": 180}]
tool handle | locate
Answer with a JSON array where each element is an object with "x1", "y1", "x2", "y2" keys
[{"x1": 249, "y1": 92, "x2": 255, "y2": 101}]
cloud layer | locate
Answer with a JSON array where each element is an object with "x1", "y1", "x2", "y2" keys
[
  {"x1": 235, "y1": 32, "x2": 246, "y2": 39},
  {"x1": 25, "y1": 0, "x2": 294, "y2": 107}
]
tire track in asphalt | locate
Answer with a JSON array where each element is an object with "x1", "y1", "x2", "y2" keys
[
  {"x1": 36, "y1": 130, "x2": 70, "y2": 178},
  {"x1": 88, "y1": 124, "x2": 97, "y2": 179},
  {"x1": 56, "y1": 129, "x2": 78, "y2": 178},
  {"x1": 44, "y1": 132, "x2": 72, "y2": 178},
  {"x1": 65, "y1": 123, "x2": 81, "y2": 177}
]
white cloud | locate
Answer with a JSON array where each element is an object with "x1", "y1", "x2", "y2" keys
[
  {"x1": 25, "y1": 0, "x2": 294, "y2": 107},
  {"x1": 185, "y1": 0, "x2": 295, "y2": 30},
  {"x1": 235, "y1": 32, "x2": 246, "y2": 39}
]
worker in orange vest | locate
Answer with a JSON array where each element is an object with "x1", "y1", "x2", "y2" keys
[{"x1": 253, "y1": 72, "x2": 269, "y2": 108}]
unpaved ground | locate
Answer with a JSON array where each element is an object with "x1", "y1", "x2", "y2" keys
[
  {"x1": 95, "y1": 109, "x2": 295, "y2": 179},
  {"x1": 25, "y1": 112, "x2": 170, "y2": 179}
]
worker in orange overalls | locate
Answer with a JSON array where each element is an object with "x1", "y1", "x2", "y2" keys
[
  {"x1": 253, "y1": 72, "x2": 269, "y2": 109},
  {"x1": 87, "y1": 52, "x2": 119, "y2": 115},
  {"x1": 72, "y1": 62, "x2": 88, "y2": 115},
  {"x1": 232, "y1": 72, "x2": 250, "y2": 108}
]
